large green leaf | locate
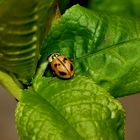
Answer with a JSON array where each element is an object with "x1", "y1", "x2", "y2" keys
[
  {"x1": 0, "y1": 0, "x2": 57, "y2": 83},
  {"x1": 41, "y1": 5, "x2": 140, "y2": 97},
  {"x1": 16, "y1": 76, "x2": 125, "y2": 140}
]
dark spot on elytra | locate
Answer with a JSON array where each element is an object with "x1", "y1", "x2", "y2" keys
[
  {"x1": 70, "y1": 64, "x2": 73, "y2": 71},
  {"x1": 63, "y1": 57, "x2": 68, "y2": 63},
  {"x1": 54, "y1": 64, "x2": 57, "y2": 67},
  {"x1": 59, "y1": 71, "x2": 67, "y2": 76},
  {"x1": 54, "y1": 63, "x2": 60, "y2": 68}
]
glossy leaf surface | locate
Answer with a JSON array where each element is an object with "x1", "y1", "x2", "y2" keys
[{"x1": 42, "y1": 5, "x2": 140, "y2": 97}]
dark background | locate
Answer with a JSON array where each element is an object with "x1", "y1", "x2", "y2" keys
[{"x1": 0, "y1": 85, "x2": 140, "y2": 140}]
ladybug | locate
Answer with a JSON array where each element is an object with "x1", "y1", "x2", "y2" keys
[{"x1": 48, "y1": 53, "x2": 74, "y2": 79}]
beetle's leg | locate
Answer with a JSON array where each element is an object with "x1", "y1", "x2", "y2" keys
[{"x1": 52, "y1": 71, "x2": 56, "y2": 77}]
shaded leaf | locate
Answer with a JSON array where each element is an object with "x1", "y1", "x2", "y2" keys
[
  {"x1": 57, "y1": 0, "x2": 140, "y2": 17},
  {"x1": 88, "y1": 0, "x2": 134, "y2": 17},
  {"x1": 0, "y1": 0, "x2": 57, "y2": 83},
  {"x1": 87, "y1": 0, "x2": 140, "y2": 17}
]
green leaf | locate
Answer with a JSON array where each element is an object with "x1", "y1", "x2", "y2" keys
[
  {"x1": 132, "y1": 0, "x2": 140, "y2": 17},
  {"x1": 87, "y1": 0, "x2": 140, "y2": 17},
  {"x1": 0, "y1": 0, "x2": 57, "y2": 83},
  {"x1": 87, "y1": 0, "x2": 133, "y2": 17},
  {"x1": 42, "y1": 5, "x2": 140, "y2": 97},
  {"x1": 56, "y1": 0, "x2": 140, "y2": 17},
  {"x1": 16, "y1": 76, "x2": 125, "y2": 140},
  {"x1": 0, "y1": 69, "x2": 22, "y2": 100}
]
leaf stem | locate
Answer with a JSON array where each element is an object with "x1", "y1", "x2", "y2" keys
[
  {"x1": 0, "y1": 70, "x2": 22, "y2": 100},
  {"x1": 34, "y1": 61, "x2": 49, "y2": 80}
]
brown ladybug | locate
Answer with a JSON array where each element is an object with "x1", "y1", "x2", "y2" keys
[{"x1": 48, "y1": 53, "x2": 74, "y2": 79}]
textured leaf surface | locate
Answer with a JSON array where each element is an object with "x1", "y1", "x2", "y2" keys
[
  {"x1": 42, "y1": 5, "x2": 140, "y2": 97},
  {"x1": 0, "y1": 0, "x2": 57, "y2": 83},
  {"x1": 16, "y1": 76, "x2": 125, "y2": 140}
]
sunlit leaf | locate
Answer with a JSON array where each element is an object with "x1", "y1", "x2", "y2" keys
[{"x1": 16, "y1": 76, "x2": 125, "y2": 140}]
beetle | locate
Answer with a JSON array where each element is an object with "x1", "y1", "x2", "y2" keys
[{"x1": 48, "y1": 53, "x2": 74, "y2": 79}]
